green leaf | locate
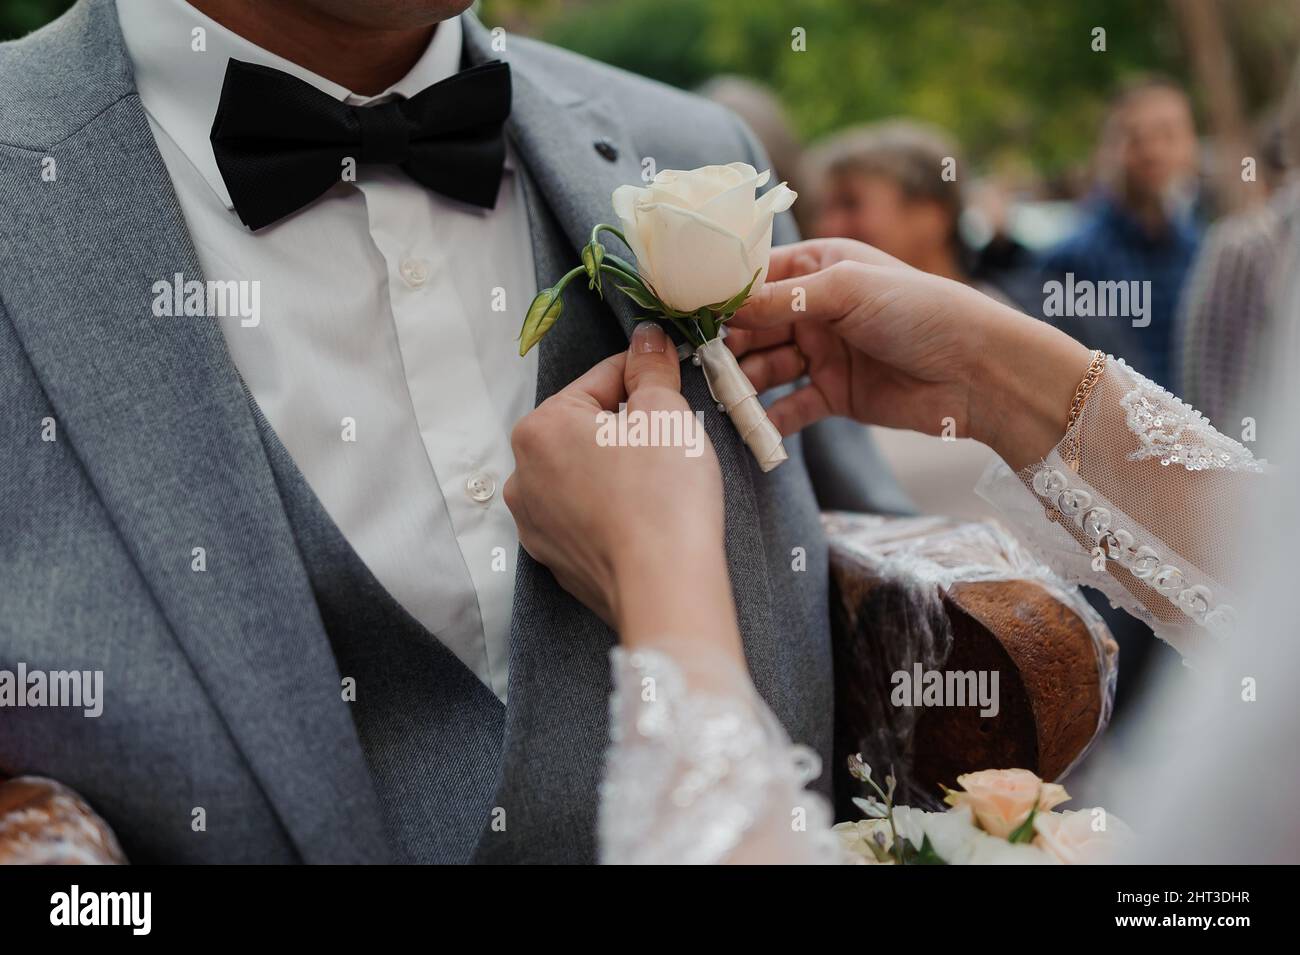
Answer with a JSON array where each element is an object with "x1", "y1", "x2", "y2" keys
[
  {"x1": 896, "y1": 832, "x2": 947, "y2": 865},
  {"x1": 910, "y1": 834, "x2": 948, "y2": 865},
  {"x1": 518, "y1": 287, "x2": 563, "y2": 356},
  {"x1": 695, "y1": 308, "x2": 718, "y2": 341},
  {"x1": 602, "y1": 252, "x2": 641, "y2": 277},
  {"x1": 582, "y1": 241, "x2": 605, "y2": 296},
  {"x1": 598, "y1": 262, "x2": 643, "y2": 288},
  {"x1": 616, "y1": 283, "x2": 661, "y2": 311},
  {"x1": 707, "y1": 268, "x2": 762, "y2": 317},
  {"x1": 662, "y1": 314, "x2": 702, "y2": 346},
  {"x1": 1008, "y1": 803, "x2": 1039, "y2": 844}
]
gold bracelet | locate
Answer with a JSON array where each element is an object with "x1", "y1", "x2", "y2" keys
[{"x1": 1063, "y1": 350, "x2": 1105, "y2": 469}]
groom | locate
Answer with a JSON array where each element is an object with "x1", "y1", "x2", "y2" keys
[{"x1": 0, "y1": 0, "x2": 907, "y2": 863}]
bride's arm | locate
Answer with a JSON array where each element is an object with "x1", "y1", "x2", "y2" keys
[
  {"x1": 606, "y1": 545, "x2": 838, "y2": 864},
  {"x1": 962, "y1": 301, "x2": 1264, "y2": 657},
  {"x1": 975, "y1": 350, "x2": 1263, "y2": 658},
  {"x1": 729, "y1": 238, "x2": 1266, "y2": 658},
  {"x1": 600, "y1": 637, "x2": 839, "y2": 864}
]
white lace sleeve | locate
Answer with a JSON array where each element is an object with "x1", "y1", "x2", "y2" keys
[
  {"x1": 598, "y1": 646, "x2": 843, "y2": 864},
  {"x1": 977, "y1": 357, "x2": 1266, "y2": 661}
]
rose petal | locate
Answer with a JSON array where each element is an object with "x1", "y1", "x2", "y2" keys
[
  {"x1": 733, "y1": 184, "x2": 795, "y2": 294},
  {"x1": 698, "y1": 171, "x2": 767, "y2": 236},
  {"x1": 636, "y1": 201, "x2": 754, "y2": 311},
  {"x1": 611, "y1": 184, "x2": 655, "y2": 282},
  {"x1": 649, "y1": 163, "x2": 756, "y2": 211},
  {"x1": 744, "y1": 182, "x2": 798, "y2": 252}
]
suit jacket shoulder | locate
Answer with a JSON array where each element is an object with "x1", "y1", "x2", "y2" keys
[
  {"x1": 501, "y1": 29, "x2": 785, "y2": 220},
  {"x1": 504, "y1": 32, "x2": 749, "y2": 145},
  {"x1": 0, "y1": 0, "x2": 133, "y2": 152}
]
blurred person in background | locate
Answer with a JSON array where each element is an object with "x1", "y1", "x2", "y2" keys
[
  {"x1": 1178, "y1": 57, "x2": 1300, "y2": 449},
  {"x1": 1037, "y1": 78, "x2": 1207, "y2": 732},
  {"x1": 806, "y1": 121, "x2": 1004, "y2": 297},
  {"x1": 966, "y1": 176, "x2": 1044, "y2": 315},
  {"x1": 803, "y1": 120, "x2": 1002, "y2": 521},
  {"x1": 1040, "y1": 76, "x2": 1202, "y2": 389}
]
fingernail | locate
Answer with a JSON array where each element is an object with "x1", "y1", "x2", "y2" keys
[{"x1": 632, "y1": 321, "x2": 666, "y2": 354}]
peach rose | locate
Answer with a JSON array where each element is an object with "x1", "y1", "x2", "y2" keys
[
  {"x1": 943, "y1": 769, "x2": 1070, "y2": 838},
  {"x1": 1033, "y1": 809, "x2": 1134, "y2": 864}
]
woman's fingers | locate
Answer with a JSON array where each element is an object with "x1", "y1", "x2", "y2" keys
[
  {"x1": 764, "y1": 383, "x2": 835, "y2": 436},
  {"x1": 547, "y1": 322, "x2": 686, "y2": 424},
  {"x1": 765, "y1": 237, "x2": 901, "y2": 282},
  {"x1": 624, "y1": 322, "x2": 683, "y2": 411},
  {"x1": 763, "y1": 240, "x2": 829, "y2": 283},
  {"x1": 734, "y1": 260, "x2": 868, "y2": 332},
  {"x1": 738, "y1": 344, "x2": 807, "y2": 393},
  {"x1": 556, "y1": 350, "x2": 628, "y2": 411},
  {"x1": 723, "y1": 323, "x2": 792, "y2": 359}
]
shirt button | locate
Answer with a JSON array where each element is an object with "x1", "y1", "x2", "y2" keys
[
  {"x1": 466, "y1": 471, "x2": 496, "y2": 503},
  {"x1": 399, "y1": 257, "x2": 429, "y2": 288}
]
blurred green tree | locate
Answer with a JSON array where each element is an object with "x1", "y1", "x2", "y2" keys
[
  {"x1": 501, "y1": 0, "x2": 1196, "y2": 175},
  {"x1": 1, "y1": 0, "x2": 74, "y2": 40}
]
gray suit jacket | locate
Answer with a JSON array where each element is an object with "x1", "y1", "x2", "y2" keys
[{"x1": 0, "y1": 0, "x2": 909, "y2": 863}]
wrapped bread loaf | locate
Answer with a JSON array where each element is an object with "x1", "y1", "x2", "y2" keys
[
  {"x1": 824, "y1": 512, "x2": 1118, "y2": 812},
  {"x1": 0, "y1": 776, "x2": 126, "y2": 865}
]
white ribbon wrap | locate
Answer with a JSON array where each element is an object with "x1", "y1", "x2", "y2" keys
[{"x1": 695, "y1": 337, "x2": 788, "y2": 473}]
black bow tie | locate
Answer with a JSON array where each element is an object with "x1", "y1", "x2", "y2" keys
[{"x1": 209, "y1": 58, "x2": 512, "y2": 231}]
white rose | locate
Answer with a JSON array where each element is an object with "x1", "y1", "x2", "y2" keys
[
  {"x1": 892, "y1": 805, "x2": 1056, "y2": 865},
  {"x1": 832, "y1": 819, "x2": 896, "y2": 864},
  {"x1": 1033, "y1": 809, "x2": 1134, "y2": 864},
  {"x1": 961, "y1": 830, "x2": 1056, "y2": 865},
  {"x1": 612, "y1": 163, "x2": 797, "y2": 313}
]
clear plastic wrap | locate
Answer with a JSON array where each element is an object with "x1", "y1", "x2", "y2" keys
[{"x1": 824, "y1": 512, "x2": 1118, "y2": 810}]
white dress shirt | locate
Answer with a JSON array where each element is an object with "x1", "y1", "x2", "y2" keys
[{"x1": 117, "y1": 0, "x2": 539, "y2": 700}]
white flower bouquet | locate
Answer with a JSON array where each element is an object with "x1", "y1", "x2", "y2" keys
[{"x1": 836, "y1": 757, "x2": 1132, "y2": 865}]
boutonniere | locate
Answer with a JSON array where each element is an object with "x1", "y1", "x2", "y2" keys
[{"x1": 519, "y1": 163, "x2": 797, "y2": 472}]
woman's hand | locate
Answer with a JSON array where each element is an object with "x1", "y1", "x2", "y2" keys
[
  {"x1": 729, "y1": 238, "x2": 1093, "y2": 470},
  {"x1": 505, "y1": 323, "x2": 742, "y2": 659}
]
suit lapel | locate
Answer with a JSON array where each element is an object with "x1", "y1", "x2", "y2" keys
[
  {"x1": 464, "y1": 15, "x2": 781, "y2": 863},
  {"x1": 484, "y1": 49, "x2": 647, "y2": 347},
  {"x1": 0, "y1": 0, "x2": 389, "y2": 863}
]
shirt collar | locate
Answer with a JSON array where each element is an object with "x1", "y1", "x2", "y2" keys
[{"x1": 116, "y1": 0, "x2": 465, "y2": 210}]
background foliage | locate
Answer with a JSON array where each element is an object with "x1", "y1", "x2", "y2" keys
[
  {"x1": 7, "y1": 0, "x2": 1298, "y2": 176},
  {"x1": 1, "y1": 0, "x2": 73, "y2": 38},
  {"x1": 489, "y1": 0, "x2": 1300, "y2": 176}
]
